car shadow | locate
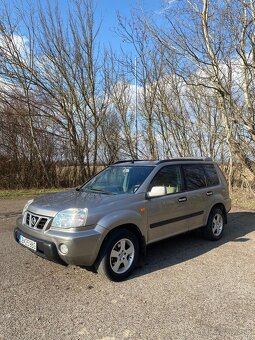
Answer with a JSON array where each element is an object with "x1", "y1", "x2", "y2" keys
[{"x1": 131, "y1": 211, "x2": 255, "y2": 279}]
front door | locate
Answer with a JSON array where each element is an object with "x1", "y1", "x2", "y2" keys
[{"x1": 147, "y1": 165, "x2": 189, "y2": 243}]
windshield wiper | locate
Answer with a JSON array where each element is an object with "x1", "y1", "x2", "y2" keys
[{"x1": 83, "y1": 187, "x2": 116, "y2": 195}]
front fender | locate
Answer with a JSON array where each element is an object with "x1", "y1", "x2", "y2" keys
[{"x1": 97, "y1": 209, "x2": 146, "y2": 234}]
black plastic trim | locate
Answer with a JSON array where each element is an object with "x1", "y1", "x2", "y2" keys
[
  {"x1": 157, "y1": 158, "x2": 212, "y2": 164},
  {"x1": 14, "y1": 227, "x2": 66, "y2": 265},
  {"x1": 114, "y1": 159, "x2": 142, "y2": 164},
  {"x1": 150, "y1": 210, "x2": 204, "y2": 229}
]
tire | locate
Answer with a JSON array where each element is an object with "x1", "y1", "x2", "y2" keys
[
  {"x1": 203, "y1": 207, "x2": 224, "y2": 241},
  {"x1": 97, "y1": 229, "x2": 139, "y2": 281}
]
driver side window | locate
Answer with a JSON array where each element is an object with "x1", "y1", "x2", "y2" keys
[{"x1": 149, "y1": 165, "x2": 182, "y2": 195}]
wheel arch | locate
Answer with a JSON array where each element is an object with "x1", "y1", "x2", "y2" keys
[
  {"x1": 94, "y1": 223, "x2": 146, "y2": 268},
  {"x1": 208, "y1": 203, "x2": 227, "y2": 224}
]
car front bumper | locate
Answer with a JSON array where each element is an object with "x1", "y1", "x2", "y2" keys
[
  {"x1": 14, "y1": 216, "x2": 105, "y2": 266},
  {"x1": 14, "y1": 227, "x2": 67, "y2": 265}
]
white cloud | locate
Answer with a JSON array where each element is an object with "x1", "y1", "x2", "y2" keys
[{"x1": 0, "y1": 33, "x2": 29, "y2": 59}]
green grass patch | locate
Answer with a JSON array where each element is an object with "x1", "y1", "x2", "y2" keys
[{"x1": 0, "y1": 188, "x2": 69, "y2": 199}]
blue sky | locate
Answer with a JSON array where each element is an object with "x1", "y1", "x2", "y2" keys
[
  {"x1": 35, "y1": 0, "x2": 164, "y2": 54},
  {"x1": 94, "y1": 0, "x2": 162, "y2": 51},
  {"x1": 4, "y1": 0, "x2": 165, "y2": 55}
]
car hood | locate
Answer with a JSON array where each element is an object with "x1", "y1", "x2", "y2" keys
[{"x1": 27, "y1": 189, "x2": 130, "y2": 217}]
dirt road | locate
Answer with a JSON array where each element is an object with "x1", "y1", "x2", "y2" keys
[{"x1": 0, "y1": 198, "x2": 255, "y2": 340}]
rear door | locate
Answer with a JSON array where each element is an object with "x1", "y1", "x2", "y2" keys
[{"x1": 181, "y1": 163, "x2": 212, "y2": 230}]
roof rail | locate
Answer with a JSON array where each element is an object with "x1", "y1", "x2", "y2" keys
[
  {"x1": 113, "y1": 159, "x2": 142, "y2": 164},
  {"x1": 157, "y1": 157, "x2": 213, "y2": 164},
  {"x1": 113, "y1": 157, "x2": 213, "y2": 165}
]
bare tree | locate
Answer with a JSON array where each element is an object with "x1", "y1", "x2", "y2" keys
[
  {"x1": 0, "y1": 0, "x2": 110, "y2": 186},
  {"x1": 0, "y1": 0, "x2": 254, "y2": 191},
  {"x1": 147, "y1": 0, "x2": 255, "y2": 187}
]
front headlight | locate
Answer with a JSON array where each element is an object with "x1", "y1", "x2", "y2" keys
[
  {"x1": 51, "y1": 208, "x2": 88, "y2": 229},
  {"x1": 22, "y1": 199, "x2": 34, "y2": 215}
]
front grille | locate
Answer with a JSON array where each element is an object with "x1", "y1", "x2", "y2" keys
[
  {"x1": 24, "y1": 212, "x2": 49, "y2": 230},
  {"x1": 37, "y1": 218, "x2": 48, "y2": 230}
]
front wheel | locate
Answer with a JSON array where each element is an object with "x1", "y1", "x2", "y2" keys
[
  {"x1": 203, "y1": 208, "x2": 224, "y2": 241},
  {"x1": 97, "y1": 229, "x2": 139, "y2": 281}
]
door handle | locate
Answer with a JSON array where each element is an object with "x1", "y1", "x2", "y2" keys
[
  {"x1": 178, "y1": 197, "x2": 187, "y2": 202},
  {"x1": 206, "y1": 191, "x2": 213, "y2": 196}
]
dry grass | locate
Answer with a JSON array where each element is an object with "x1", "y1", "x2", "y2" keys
[
  {"x1": 0, "y1": 187, "x2": 254, "y2": 211},
  {"x1": 0, "y1": 188, "x2": 68, "y2": 199},
  {"x1": 231, "y1": 189, "x2": 255, "y2": 211}
]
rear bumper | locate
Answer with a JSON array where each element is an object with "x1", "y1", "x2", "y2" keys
[
  {"x1": 226, "y1": 198, "x2": 232, "y2": 213},
  {"x1": 14, "y1": 227, "x2": 66, "y2": 265}
]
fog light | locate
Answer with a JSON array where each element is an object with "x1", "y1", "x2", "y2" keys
[{"x1": 59, "y1": 244, "x2": 68, "y2": 255}]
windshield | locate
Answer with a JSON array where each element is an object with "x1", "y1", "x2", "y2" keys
[{"x1": 81, "y1": 166, "x2": 154, "y2": 195}]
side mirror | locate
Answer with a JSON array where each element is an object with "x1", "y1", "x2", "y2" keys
[{"x1": 147, "y1": 186, "x2": 166, "y2": 198}]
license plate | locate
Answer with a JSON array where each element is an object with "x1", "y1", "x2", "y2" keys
[{"x1": 18, "y1": 234, "x2": 37, "y2": 251}]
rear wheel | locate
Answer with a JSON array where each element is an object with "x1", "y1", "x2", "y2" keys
[
  {"x1": 97, "y1": 229, "x2": 139, "y2": 281},
  {"x1": 203, "y1": 208, "x2": 224, "y2": 241}
]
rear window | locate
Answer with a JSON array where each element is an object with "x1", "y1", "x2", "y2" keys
[
  {"x1": 203, "y1": 164, "x2": 220, "y2": 187},
  {"x1": 182, "y1": 164, "x2": 206, "y2": 190}
]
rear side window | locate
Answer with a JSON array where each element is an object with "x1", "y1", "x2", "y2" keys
[
  {"x1": 203, "y1": 164, "x2": 220, "y2": 187},
  {"x1": 182, "y1": 164, "x2": 206, "y2": 190}
]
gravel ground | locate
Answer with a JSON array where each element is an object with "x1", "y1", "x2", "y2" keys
[{"x1": 0, "y1": 198, "x2": 255, "y2": 340}]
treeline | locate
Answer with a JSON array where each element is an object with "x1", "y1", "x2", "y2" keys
[{"x1": 0, "y1": 0, "x2": 254, "y2": 190}]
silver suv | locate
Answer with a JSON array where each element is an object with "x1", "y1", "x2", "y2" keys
[{"x1": 14, "y1": 158, "x2": 231, "y2": 281}]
